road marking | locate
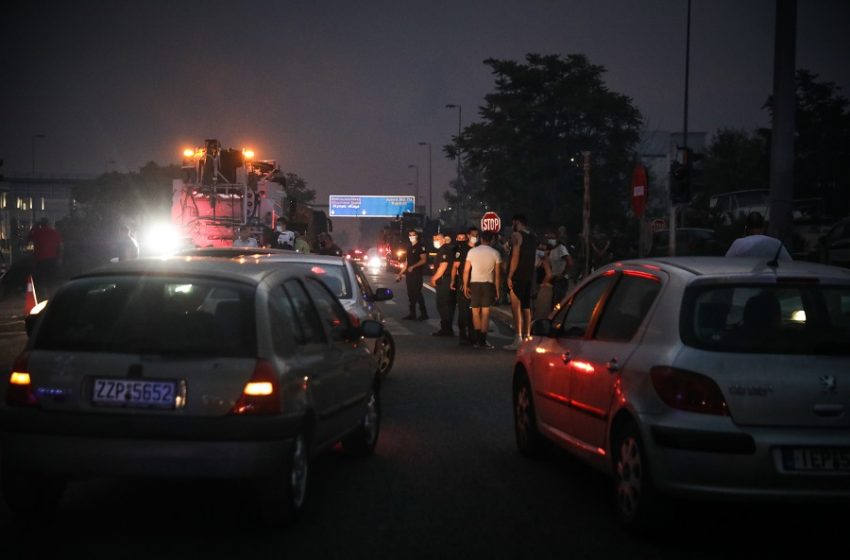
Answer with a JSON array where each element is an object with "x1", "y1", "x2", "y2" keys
[{"x1": 383, "y1": 317, "x2": 415, "y2": 336}]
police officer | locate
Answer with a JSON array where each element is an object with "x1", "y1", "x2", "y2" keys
[
  {"x1": 430, "y1": 232, "x2": 455, "y2": 336},
  {"x1": 396, "y1": 229, "x2": 428, "y2": 320},
  {"x1": 451, "y1": 226, "x2": 479, "y2": 345}
]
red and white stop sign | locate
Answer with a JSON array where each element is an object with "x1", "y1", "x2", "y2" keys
[{"x1": 480, "y1": 212, "x2": 501, "y2": 233}]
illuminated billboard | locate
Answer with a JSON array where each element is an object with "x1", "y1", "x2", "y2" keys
[{"x1": 329, "y1": 195, "x2": 415, "y2": 217}]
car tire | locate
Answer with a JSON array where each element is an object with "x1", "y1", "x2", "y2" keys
[
  {"x1": 1, "y1": 465, "x2": 66, "y2": 518},
  {"x1": 374, "y1": 332, "x2": 395, "y2": 380},
  {"x1": 513, "y1": 374, "x2": 547, "y2": 458},
  {"x1": 260, "y1": 431, "x2": 310, "y2": 526},
  {"x1": 611, "y1": 420, "x2": 667, "y2": 532},
  {"x1": 342, "y1": 386, "x2": 381, "y2": 457}
]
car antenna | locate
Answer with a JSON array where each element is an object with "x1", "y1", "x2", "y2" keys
[{"x1": 767, "y1": 239, "x2": 785, "y2": 269}]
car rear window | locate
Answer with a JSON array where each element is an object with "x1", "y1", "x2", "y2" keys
[
  {"x1": 283, "y1": 263, "x2": 351, "y2": 299},
  {"x1": 681, "y1": 283, "x2": 850, "y2": 355},
  {"x1": 34, "y1": 276, "x2": 256, "y2": 357}
]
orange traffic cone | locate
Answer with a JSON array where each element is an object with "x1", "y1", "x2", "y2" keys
[{"x1": 24, "y1": 275, "x2": 38, "y2": 316}]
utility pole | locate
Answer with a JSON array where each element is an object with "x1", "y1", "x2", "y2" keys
[
  {"x1": 581, "y1": 151, "x2": 591, "y2": 278},
  {"x1": 671, "y1": 0, "x2": 692, "y2": 257},
  {"x1": 768, "y1": 0, "x2": 796, "y2": 248}
]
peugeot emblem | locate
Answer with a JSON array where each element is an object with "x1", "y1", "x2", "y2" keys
[{"x1": 820, "y1": 375, "x2": 837, "y2": 393}]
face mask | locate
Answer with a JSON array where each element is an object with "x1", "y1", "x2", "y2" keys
[
  {"x1": 469, "y1": 236, "x2": 479, "y2": 245},
  {"x1": 433, "y1": 241, "x2": 441, "y2": 249},
  {"x1": 548, "y1": 239, "x2": 556, "y2": 247},
  {"x1": 536, "y1": 250, "x2": 545, "y2": 259},
  {"x1": 276, "y1": 226, "x2": 284, "y2": 232},
  {"x1": 409, "y1": 237, "x2": 417, "y2": 244}
]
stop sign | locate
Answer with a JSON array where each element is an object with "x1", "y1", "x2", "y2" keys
[
  {"x1": 480, "y1": 212, "x2": 501, "y2": 233},
  {"x1": 631, "y1": 164, "x2": 648, "y2": 218}
]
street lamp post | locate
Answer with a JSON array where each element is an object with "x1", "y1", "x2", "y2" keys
[
  {"x1": 445, "y1": 104, "x2": 462, "y2": 217},
  {"x1": 407, "y1": 164, "x2": 419, "y2": 205},
  {"x1": 31, "y1": 134, "x2": 46, "y2": 175},
  {"x1": 418, "y1": 142, "x2": 432, "y2": 218}
]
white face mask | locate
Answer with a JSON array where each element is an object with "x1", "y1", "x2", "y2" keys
[
  {"x1": 433, "y1": 240, "x2": 441, "y2": 249},
  {"x1": 536, "y1": 250, "x2": 545, "y2": 259},
  {"x1": 276, "y1": 225, "x2": 284, "y2": 232},
  {"x1": 548, "y1": 239, "x2": 556, "y2": 247},
  {"x1": 469, "y1": 236, "x2": 479, "y2": 245},
  {"x1": 409, "y1": 237, "x2": 417, "y2": 244}
]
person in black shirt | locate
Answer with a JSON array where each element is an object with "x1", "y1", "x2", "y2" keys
[
  {"x1": 451, "y1": 227, "x2": 479, "y2": 345},
  {"x1": 429, "y1": 232, "x2": 455, "y2": 336},
  {"x1": 396, "y1": 229, "x2": 428, "y2": 320},
  {"x1": 317, "y1": 232, "x2": 344, "y2": 256},
  {"x1": 506, "y1": 213, "x2": 537, "y2": 349}
]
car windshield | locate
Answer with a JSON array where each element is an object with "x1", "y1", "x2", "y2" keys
[
  {"x1": 283, "y1": 262, "x2": 352, "y2": 299},
  {"x1": 681, "y1": 283, "x2": 850, "y2": 355},
  {"x1": 34, "y1": 276, "x2": 257, "y2": 357}
]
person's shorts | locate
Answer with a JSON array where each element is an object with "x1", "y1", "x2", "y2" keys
[
  {"x1": 469, "y1": 282, "x2": 496, "y2": 308},
  {"x1": 510, "y1": 277, "x2": 533, "y2": 309}
]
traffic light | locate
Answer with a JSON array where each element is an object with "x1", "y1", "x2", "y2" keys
[{"x1": 670, "y1": 160, "x2": 690, "y2": 204}]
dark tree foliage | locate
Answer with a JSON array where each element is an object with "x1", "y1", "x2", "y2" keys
[
  {"x1": 272, "y1": 172, "x2": 316, "y2": 204},
  {"x1": 764, "y1": 70, "x2": 850, "y2": 216},
  {"x1": 446, "y1": 53, "x2": 643, "y2": 229},
  {"x1": 701, "y1": 128, "x2": 770, "y2": 199}
]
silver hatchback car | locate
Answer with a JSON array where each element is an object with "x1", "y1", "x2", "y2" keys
[
  {"x1": 513, "y1": 257, "x2": 850, "y2": 529},
  {"x1": 2, "y1": 258, "x2": 384, "y2": 524}
]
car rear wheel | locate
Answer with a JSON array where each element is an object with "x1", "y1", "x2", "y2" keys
[
  {"x1": 1, "y1": 465, "x2": 66, "y2": 518},
  {"x1": 612, "y1": 420, "x2": 666, "y2": 532},
  {"x1": 260, "y1": 431, "x2": 310, "y2": 526},
  {"x1": 342, "y1": 387, "x2": 381, "y2": 457},
  {"x1": 513, "y1": 374, "x2": 547, "y2": 458},
  {"x1": 375, "y1": 332, "x2": 395, "y2": 379}
]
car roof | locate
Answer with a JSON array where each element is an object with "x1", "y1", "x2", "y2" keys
[
  {"x1": 74, "y1": 256, "x2": 301, "y2": 285},
  {"x1": 175, "y1": 247, "x2": 294, "y2": 258},
  {"x1": 605, "y1": 257, "x2": 850, "y2": 281}
]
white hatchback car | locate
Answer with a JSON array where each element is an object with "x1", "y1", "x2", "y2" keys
[
  {"x1": 513, "y1": 257, "x2": 850, "y2": 529},
  {"x1": 2, "y1": 258, "x2": 384, "y2": 524}
]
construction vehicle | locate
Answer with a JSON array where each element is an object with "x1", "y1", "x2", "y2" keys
[{"x1": 171, "y1": 139, "x2": 287, "y2": 248}]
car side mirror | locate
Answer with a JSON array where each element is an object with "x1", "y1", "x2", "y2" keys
[
  {"x1": 530, "y1": 319, "x2": 553, "y2": 337},
  {"x1": 372, "y1": 287, "x2": 393, "y2": 301},
  {"x1": 361, "y1": 320, "x2": 383, "y2": 338}
]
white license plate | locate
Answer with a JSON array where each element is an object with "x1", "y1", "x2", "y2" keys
[
  {"x1": 783, "y1": 448, "x2": 850, "y2": 472},
  {"x1": 93, "y1": 379, "x2": 177, "y2": 409}
]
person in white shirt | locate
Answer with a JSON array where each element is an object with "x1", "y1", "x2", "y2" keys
[
  {"x1": 726, "y1": 212, "x2": 791, "y2": 261},
  {"x1": 274, "y1": 218, "x2": 295, "y2": 249},
  {"x1": 545, "y1": 232, "x2": 573, "y2": 305},
  {"x1": 232, "y1": 226, "x2": 258, "y2": 248},
  {"x1": 463, "y1": 231, "x2": 502, "y2": 349}
]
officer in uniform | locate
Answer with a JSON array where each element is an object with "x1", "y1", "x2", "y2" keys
[
  {"x1": 451, "y1": 226, "x2": 479, "y2": 345},
  {"x1": 396, "y1": 229, "x2": 428, "y2": 320},
  {"x1": 430, "y1": 232, "x2": 455, "y2": 336}
]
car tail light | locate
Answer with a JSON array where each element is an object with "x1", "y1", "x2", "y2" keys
[
  {"x1": 230, "y1": 360, "x2": 280, "y2": 415},
  {"x1": 6, "y1": 352, "x2": 39, "y2": 407},
  {"x1": 650, "y1": 366, "x2": 728, "y2": 416}
]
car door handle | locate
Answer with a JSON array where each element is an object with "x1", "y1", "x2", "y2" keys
[
  {"x1": 606, "y1": 359, "x2": 620, "y2": 373},
  {"x1": 561, "y1": 352, "x2": 571, "y2": 364}
]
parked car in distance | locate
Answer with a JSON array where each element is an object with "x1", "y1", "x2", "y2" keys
[
  {"x1": 820, "y1": 217, "x2": 850, "y2": 268},
  {"x1": 513, "y1": 257, "x2": 850, "y2": 531},
  {"x1": 177, "y1": 248, "x2": 397, "y2": 380},
  {"x1": 1, "y1": 258, "x2": 385, "y2": 524},
  {"x1": 649, "y1": 228, "x2": 722, "y2": 257}
]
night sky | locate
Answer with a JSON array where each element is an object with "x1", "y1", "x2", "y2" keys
[{"x1": 2, "y1": 0, "x2": 848, "y2": 208}]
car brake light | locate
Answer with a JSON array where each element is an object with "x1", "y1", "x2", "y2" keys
[
  {"x1": 231, "y1": 360, "x2": 280, "y2": 415},
  {"x1": 650, "y1": 366, "x2": 728, "y2": 416},
  {"x1": 6, "y1": 352, "x2": 39, "y2": 407}
]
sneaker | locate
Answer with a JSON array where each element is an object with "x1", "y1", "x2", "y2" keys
[
  {"x1": 503, "y1": 337, "x2": 523, "y2": 351},
  {"x1": 479, "y1": 340, "x2": 495, "y2": 350}
]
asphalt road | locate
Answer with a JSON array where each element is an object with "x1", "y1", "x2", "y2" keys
[{"x1": 0, "y1": 269, "x2": 844, "y2": 558}]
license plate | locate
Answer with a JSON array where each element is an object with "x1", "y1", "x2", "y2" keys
[
  {"x1": 92, "y1": 378, "x2": 178, "y2": 409},
  {"x1": 782, "y1": 448, "x2": 850, "y2": 472}
]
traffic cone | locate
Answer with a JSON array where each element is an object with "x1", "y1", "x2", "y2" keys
[{"x1": 24, "y1": 275, "x2": 38, "y2": 316}]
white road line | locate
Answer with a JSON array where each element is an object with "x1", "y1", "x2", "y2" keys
[{"x1": 382, "y1": 317, "x2": 415, "y2": 336}]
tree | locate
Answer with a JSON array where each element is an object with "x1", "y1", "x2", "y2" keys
[
  {"x1": 764, "y1": 70, "x2": 850, "y2": 216},
  {"x1": 700, "y1": 128, "x2": 769, "y2": 199},
  {"x1": 446, "y1": 53, "x2": 643, "y2": 229},
  {"x1": 273, "y1": 172, "x2": 316, "y2": 204}
]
